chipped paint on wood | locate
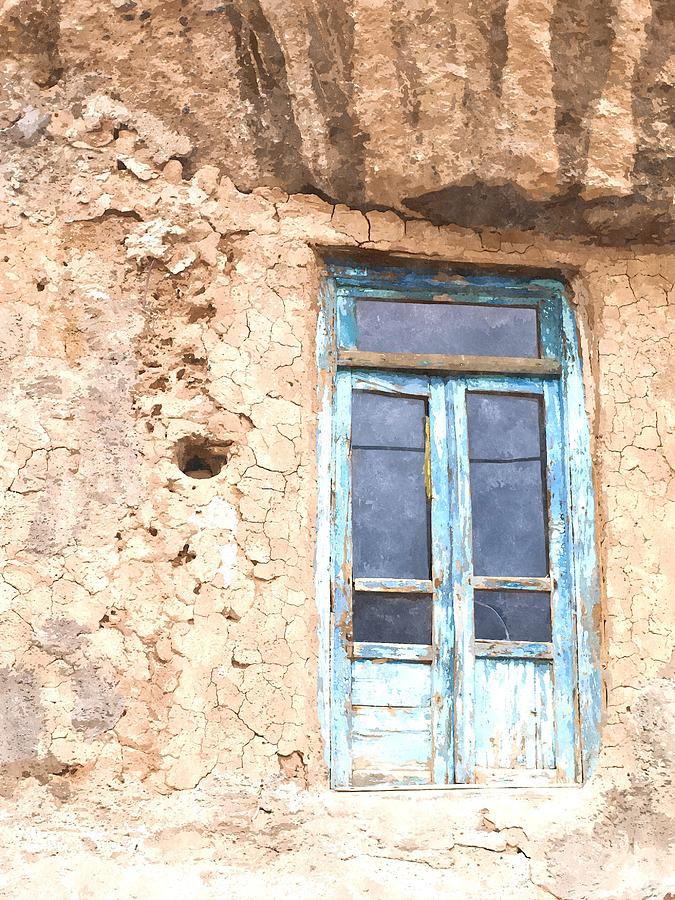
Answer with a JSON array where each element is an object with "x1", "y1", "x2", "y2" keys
[
  {"x1": 474, "y1": 658, "x2": 555, "y2": 772},
  {"x1": 315, "y1": 276, "x2": 337, "y2": 765},
  {"x1": 351, "y1": 642, "x2": 434, "y2": 662},
  {"x1": 545, "y1": 378, "x2": 579, "y2": 782},
  {"x1": 471, "y1": 576, "x2": 552, "y2": 592},
  {"x1": 447, "y1": 378, "x2": 475, "y2": 783},
  {"x1": 351, "y1": 660, "x2": 432, "y2": 708},
  {"x1": 330, "y1": 369, "x2": 353, "y2": 788},
  {"x1": 562, "y1": 298, "x2": 603, "y2": 780},
  {"x1": 322, "y1": 262, "x2": 600, "y2": 789},
  {"x1": 475, "y1": 641, "x2": 553, "y2": 660},
  {"x1": 354, "y1": 578, "x2": 433, "y2": 593},
  {"x1": 430, "y1": 376, "x2": 454, "y2": 784},
  {"x1": 351, "y1": 370, "x2": 431, "y2": 396}
]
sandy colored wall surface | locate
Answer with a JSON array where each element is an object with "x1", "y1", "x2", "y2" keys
[{"x1": 0, "y1": 1, "x2": 673, "y2": 897}]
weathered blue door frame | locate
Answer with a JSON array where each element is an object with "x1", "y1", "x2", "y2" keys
[{"x1": 315, "y1": 259, "x2": 602, "y2": 790}]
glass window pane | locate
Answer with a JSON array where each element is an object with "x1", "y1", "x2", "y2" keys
[
  {"x1": 467, "y1": 393, "x2": 549, "y2": 577},
  {"x1": 352, "y1": 391, "x2": 425, "y2": 449},
  {"x1": 352, "y1": 391, "x2": 430, "y2": 579},
  {"x1": 467, "y1": 393, "x2": 542, "y2": 460},
  {"x1": 356, "y1": 300, "x2": 539, "y2": 358},
  {"x1": 352, "y1": 449, "x2": 430, "y2": 579},
  {"x1": 474, "y1": 590, "x2": 552, "y2": 642},
  {"x1": 353, "y1": 593, "x2": 432, "y2": 644}
]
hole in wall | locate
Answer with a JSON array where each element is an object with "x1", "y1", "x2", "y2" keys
[{"x1": 175, "y1": 436, "x2": 231, "y2": 479}]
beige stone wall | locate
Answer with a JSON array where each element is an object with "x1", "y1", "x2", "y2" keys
[{"x1": 0, "y1": 120, "x2": 672, "y2": 894}]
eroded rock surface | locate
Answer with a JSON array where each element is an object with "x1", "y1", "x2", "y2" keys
[{"x1": 1, "y1": 0, "x2": 674, "y2": 241}]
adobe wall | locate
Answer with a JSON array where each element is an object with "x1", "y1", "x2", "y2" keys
[
  {"x1": 0, "y1": 150, "x2": 672, "y2": 897},
  {"x1": 0, "y1": 0, "x2": 673, "y2": 896}
]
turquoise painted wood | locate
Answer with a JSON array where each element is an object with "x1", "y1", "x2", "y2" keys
[
  {"x1": 447, "y1": 379, "x2": 475, "y2": 783},
  {"x1": 544, "y1": 378, "x2": 579, "y2": 781},
  {"x1": 354, "y1": 578, "x2": 433, "y2": 594},
  {"x1": 352, "y1": 642, "x2": 434, "y2": 662},
  {"x1": 352, "y1": 706, "x2": 432, "y2": 735},
  {"x1": 351, "y1": 660, "x2": 432, "y2": 707},
  {"x1": 561, "y1": 300, "x2": 603, "y2": 779},
  {"x1": 322, "y1": 261, "x2": 601, "y2": 789},
  {"x1": 315, "y1": 274, "x2": 341, "y2": 765},
  {"x1": 330, "y1": 369, "x2": 353, "y2": 788},
  {"x1": 336, "y1": 287, "x2": 357, "y2": 348},
  {"x1": 429, "y1": 376, "x2": 454, "y2": 784},
  {"x1": 351, "y1": 370, "x2": 431, "y2": 396},
  {"x1": 474, "y1": 658, "x2": 555, "y2": 771},
  {"x1": 474, "y1": 640, "x2": 553, "y2": 660}
]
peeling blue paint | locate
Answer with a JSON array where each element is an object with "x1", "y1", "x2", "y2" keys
[{"x1": 317, "y1": 261, "x2": 601, "y2": 789}]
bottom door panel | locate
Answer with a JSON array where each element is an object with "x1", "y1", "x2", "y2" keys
[
  {"x1": 473, "y1": 658, "x2": 555, "y2": 780},
  {"x1": 350, "y1": 660, "x2": 432, "y2": 786}
]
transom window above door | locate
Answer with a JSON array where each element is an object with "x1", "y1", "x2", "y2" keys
[{"x1": 317, "y1": 259, "x2": 601, "y2": 790}]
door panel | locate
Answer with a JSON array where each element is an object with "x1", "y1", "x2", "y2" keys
[
  {"x1": 331, "y1": 371, "x2": 446, "y2": 788},
  {"x1": 351, "y1": 666, "x2": 433, "y2": 786},
  {"x1": 451, "y1": 377, "x2": 576, "y2": 784},
  {"x1": 331, "y1": 371, "x2": 577, "y2": 788},
  {"x1": 474, "y1": 657, "x2": 555, "y2": 771}
]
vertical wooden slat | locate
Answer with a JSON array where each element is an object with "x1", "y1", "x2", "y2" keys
[
  {"x1": 447, "y1": 379, "x2": 475, "y2": 783},
  {"x1": 314, "y1": 277, "x2": 337, "y2": 764},
  {"x1": 336, "y1": 287, "x2": 357, "y2": 348},
  {"x1": 562, "y1": 300, "x2": 602, "y2": 780},
  {"x1": 429, "y1": 377, "x2": 454, "y2": 784},
  {"x1": 535, "y1": 659, "x2": 556, "y2": 769},
  {"x1": 330, "y1": 369, "x2": 353, "y2": 787},
  {"x1": 538, "y1": 290, "x2": 562, "y2": 359},
  {"x1": 474, "y1": 658, "x2": 555, "y2": 772},
  {"x1": 544, "y1": 378, "x2": 578, "y2": 782}
]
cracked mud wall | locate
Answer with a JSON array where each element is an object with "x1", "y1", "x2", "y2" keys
[
  {"x1": 0, "y1": 138, "x2": 672, "y2": 895},
  {"x1": 0, "y1": 1, "x2": 673, "y2": 897}
]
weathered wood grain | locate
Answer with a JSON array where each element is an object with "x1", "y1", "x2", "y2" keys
[
  {"x1": 474, "y1": 658, "x2": 555, "y2": 772},
  {"x1": 475, "y1": 640, "x2": 553, "y2": 660},
  {"x1": 351, "y1": 660, "x2": 432, "y2": 708},
  {"x1": 351, "y1": 642, "x2": 434, "y2": 662},
  {"x1": 354, "y1": 578, "x2": 433, "y2": 594},
  {"x1": 339, "y1": 349, "x2": 561, "y2": 377}
]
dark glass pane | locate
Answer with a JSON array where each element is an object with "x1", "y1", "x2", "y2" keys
[
  {"x1": 474, "y1": 590, "x2": 552, "y2": 642},
  {"x1": 353, "y1": 593, "x2": 432, "y2": 644},
  {"x1": 352, "y1": 391, "x2": 425, "y2": 449},
  {"x1": 467, "y1": 393, "x2": 542, "y2": 460},
  {"x1": 467, "y1": 393, "x2": 548, "y2": 577},
  {"x1": 352, "y1": 449, "x2": 430, "y2": 579},
  {"x1": 356, "y1": 300, "x2": 539, "y2": 358}
]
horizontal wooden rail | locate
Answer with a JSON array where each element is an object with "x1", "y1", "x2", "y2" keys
[
  {"x1": 338, "y1": 349, "x2": 561, "y2": 377},
  {"x1": 354, "y1": 578, "x2": 434, "y2": 594},
  {"x1": 350, "y1": 641, "x2": 434, "y2": 662},
  {"x1": 470, "y1": 576, "x2": 552, "y2": 592},
  {"x1": 474, "y1": 640, "x2": 553, "y2": 660}
]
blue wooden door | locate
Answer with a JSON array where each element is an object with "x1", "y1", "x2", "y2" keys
[
  {"x1": 331, "y1": 370, "x2": 453, "y2": 787},
  {"x1": 330, "y1": 369, "x2": 576, "y2": 788},
  {"x1": 448, "y1": 376, "x2": 576, "y2": 785}
]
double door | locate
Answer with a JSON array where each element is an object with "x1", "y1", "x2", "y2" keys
[{"x1": 330, "y1": 368, "x2": 577, "y2": 788}]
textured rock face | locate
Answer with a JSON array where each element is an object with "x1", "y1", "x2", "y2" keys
[
  {"x1": 0, "y1": 2, "x2": 673, "y2": 898},
  {"x1": 1, "y1": 0, "x2": 674, "y2": 241}
]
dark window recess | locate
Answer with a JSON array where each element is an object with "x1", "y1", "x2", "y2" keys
[
  {"x1": 355, "y1": 300, "x2": 539, "y2": 358},
  {"x1": 351, "y1": 392, "x2": 431, "y2": 580},
  {"x1": 353, "y1": 593, "x2": 433, "y2": 644},
  {"x1": 467, "y1": 393, "x2": 549, "y2": 577},
  {"x1": 474, "y1": 590, "x2": 552, "y2": 642}
]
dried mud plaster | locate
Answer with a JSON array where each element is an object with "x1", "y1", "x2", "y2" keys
[{"x1": 0, "y1": 1, "x2": 673, "y2": 897}]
